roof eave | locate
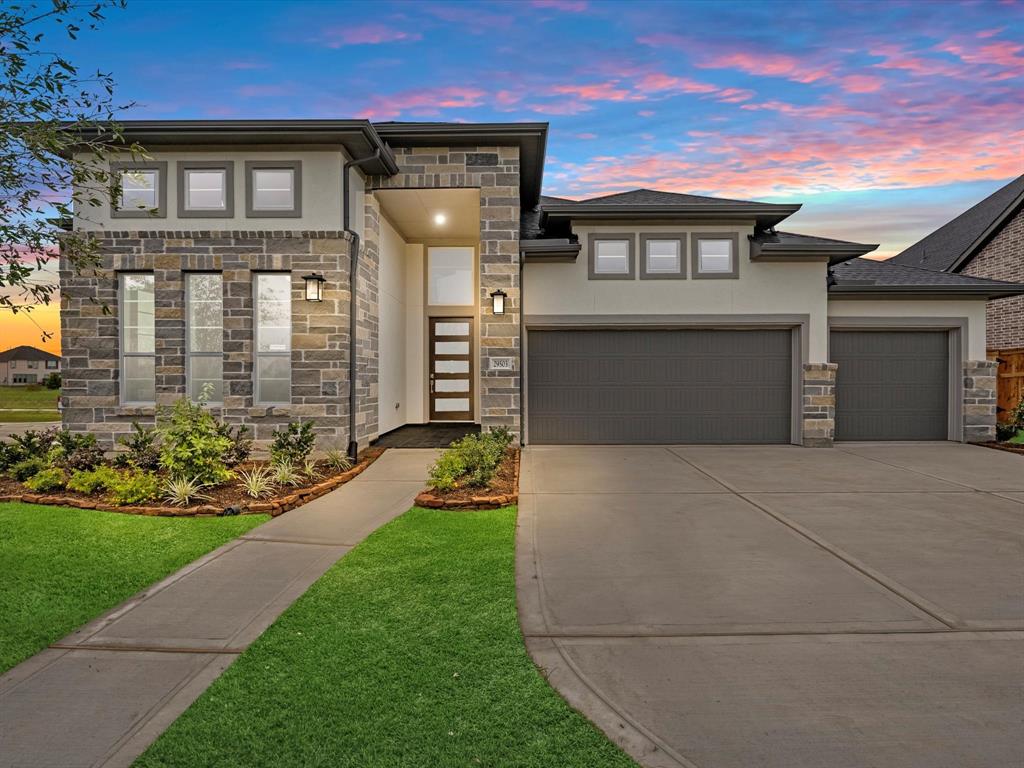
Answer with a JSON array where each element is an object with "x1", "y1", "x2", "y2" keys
[
  {"x1": 949, "y1": 188, "x2": 1024, "y2": 272},
  {"x1": 828, "y1": 285, "x2": 1024, "y2": 299},
  {"x1": 544, "y1": 203, "x2": 801, "y2": 229},
  {"x1": 520, "y1": 239, "x2": 581, "y2": 263},
  {"x1": 750, "y1": 241, "x2": 878, "y2": 266}
]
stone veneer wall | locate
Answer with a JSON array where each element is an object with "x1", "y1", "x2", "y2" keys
[
  {"x1": 366, "y1": 145, "x2": 521, "y2": 437},
  {"x1": 962, "y1": 359, "x2": 998, "y2": 442},
  {"x1": 59, "y1": 230, "x2": 357, "y2": 449},
  {"x1": 802, "y1": 362, "x2": 837, "y2": 447},
  {"x1": 960, "y1": 209, "x2": 1023, "y2": 349}
]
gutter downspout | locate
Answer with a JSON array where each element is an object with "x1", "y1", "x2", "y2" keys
[{"x1": 343, "y1": 148, "x2": 382, "y2": 462}]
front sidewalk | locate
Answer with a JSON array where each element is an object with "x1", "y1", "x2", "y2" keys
[{"x1": 0, "y1": 448, "x2": 438, "y2": 768}]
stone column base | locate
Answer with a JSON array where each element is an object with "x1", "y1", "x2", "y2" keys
[
  {"x1": 802, "y1": 362, "x2": 837, "y2": 447},
  {"x1": 963, "y1": 359, "x2": 997, "y2": 443}
]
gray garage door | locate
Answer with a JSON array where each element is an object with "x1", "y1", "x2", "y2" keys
[
  {"x1": 527, "y1": 329, "x2": 792, "y2": 444},
  {"x1": 830, "y1": 330, "x2": 949, "y2": 441}
]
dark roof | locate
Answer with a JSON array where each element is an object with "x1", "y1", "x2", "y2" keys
[
  {"x1": 0, "y1": 345, "x2": 60, "y2": 363},
  {"x1": 750, "y1": 230, "x2": 878, "y2": 266},
  {"x1": 830, "y1": 257, "x2": 1024, "y2": 297},
  {"x1": 890, "y1": 174, "x2": 1024, "y2": 272},
  {"x1": 541, "y1": 187, "x2": 801, "y2": 229}
]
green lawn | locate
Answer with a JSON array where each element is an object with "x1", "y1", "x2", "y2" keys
[
  {"x1": 136, "y1": 507, "x2": 637, "y2": 768},
  {"x1": 0, "y1": 410, "x2": 61, "y2": 423},
  {"x1": 0, "y1": 385, "x2": 60, "y2": 410},
  {"x1": 0, "y1": 503, "x2": 268, "y2": 673}
]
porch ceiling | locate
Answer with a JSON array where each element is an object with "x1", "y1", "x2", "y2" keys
[{"x1": 376, "y1": 188, "x2": 480, "y2": 241}]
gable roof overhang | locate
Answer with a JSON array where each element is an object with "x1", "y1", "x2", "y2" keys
[
  {"x1": 750, "y1": 231, "x2": 879, "y2": 266},
  {"x1": 373, "y1": 122, "x2": 548, "y2": 208},
  {"x1": 542, "y1": 202, "x2": 802, "y2": 231},
  {"x1": 948, "y1": 186, "x2": 1024, "y2": 272},
  {"x1": 828, "y1": 284, "x2": 1024, "y2": 299}
]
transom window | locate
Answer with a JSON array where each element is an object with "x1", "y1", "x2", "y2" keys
[
  {"x1": 590, "y1": 235, "x2": 635, "y2": 279},
  {"x1": 186, "y1": 273, "x2": 224, "y2": 403},
  {"x1": 120, "y1": 273, "x2": 155, "y2": 404},
  {"x1": 692, "y1": 233, "x2": 740, "y2": 279},
  {"x1": 427, "y1": 247, "x2": 475, "y2": 306},
  {"x1": 112, "y1": 161, "x2": 167, "y2": 218},
  {"x1": 246, "y1": 161, "x2": 302, "y2": 217},
  {"x1": 254, "y1": 273, "x2": 292, "y2": 404}
]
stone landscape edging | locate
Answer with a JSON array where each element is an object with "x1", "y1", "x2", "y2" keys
[
  {"x1": 413, "y1": 449, "x2": 520, "y2": 510},
  {"x1": 0, "y1": 449, "x2": 383, "y2": 518}
]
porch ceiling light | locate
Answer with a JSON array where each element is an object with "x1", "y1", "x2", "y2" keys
[
  {"x1": 433, "y1": 212, "x2": 447, "y2": 226},
  {"x1": 303, "y1": 272, "x2": 326, "y2": 302},
  {"x1": 490, "y1": 288, "x2": 507, "y2": 315}
]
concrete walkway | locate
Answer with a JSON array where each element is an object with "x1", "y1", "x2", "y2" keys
[
  {"x1": 0, "y1": 448, "x2": 437, "y2": 768},
  {"x1": 517, "y1": 443, "x2": 1024, "y2": 768}
]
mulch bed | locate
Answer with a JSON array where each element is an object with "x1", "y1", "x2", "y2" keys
[
  {"x1": 0, "y1": 448, "x2": 384, "y2": 518},
  {"x1": 978, "y1": 441, "x2": 1024, "y2": 456},
  {"x1": 414, "y1": 449, "x2": 519, "y2": 510}
]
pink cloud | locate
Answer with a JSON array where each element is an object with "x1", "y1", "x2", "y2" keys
[
  {"x1": 316, "y1": 23, "x2": 421, "y2": 47},
  {"x1": 714, "y1": 87, "x2": 755, "y2": 103},
  {"x1": 237, "y1": 84, "x2": 290, "y2": 98},
  {"x1": 635, "y1": 72, "x2": 718, "y2": 95},
  {"x1": 548, "y1": 81, "x2": 634, "y2": 101},
  {"x1": 223, "y1": 59, "x2": 267, "y2": 70},
  {"x1": 355, "y1": 86, "x2": 486, "y2": 119},
  {"x1": 839, "y1": 74, "x2": 885, "y2": 93},
  {"x1": 531, "y1": 0, "x2": 588, "y2": 10},
  {"x1": 575, "y1": 132, "x2": 598, "y2": 139},
  {"x1": 637, "y1": 109, "x2": 655, "y2": 117}
]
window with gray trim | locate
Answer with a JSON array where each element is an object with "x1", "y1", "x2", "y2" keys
[
  {"x1": 186, "y1": 273, "x2": 224, "y2": 403},
  {"x1": 254, "y1": 273, "x2": 291, "y2": 404},
  {"x1": 120, "y1": 273, "x2": 155, "y2": 404},
  {"x1": 178, "y1": 161, "x2": 234, "y2": 217},
  {"x1": 245, "y1": 161, "x2": 302, "y2": 217},
  {"x1": 691, "y1": 232, "x2": 740, "y2": 279},
  {"x1": 111, "y1": 161, "x2": 168, "y2": 219},
  {"x1": 589, "y1": 234, "x2": 635, "y2": 280},
  {"x1": 640, "y1": 234, "x2": 686, "y2": 279}
]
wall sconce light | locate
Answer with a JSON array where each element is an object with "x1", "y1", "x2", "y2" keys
[
  {"x1": 490, "y1": 288, "x2": 507, "y2": 315},
  {"x1": 303, "y1": 273, "x2": 325, "y2": 302}
]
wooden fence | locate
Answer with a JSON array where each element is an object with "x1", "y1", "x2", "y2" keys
[{"x1": 988, "y1": 347, "x2": 1024, "y2": 422}]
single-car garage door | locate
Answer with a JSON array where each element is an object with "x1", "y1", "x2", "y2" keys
[
  {"x1": 527, "y1": 328, "x2": 792, "y2": 444},
  {"x1": 830, "y1": 330, "x2": 949, "y2": 441}
]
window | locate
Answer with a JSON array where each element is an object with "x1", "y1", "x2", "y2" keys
[
  {"x1": 111, "y1": 161, "x2": 167, "y2": 218},
  {"x1": 254, "y1": 273, "x2": 291, "y2": 404},
  {"x1": 692, "y1": 233, "x2": 740, "y2": 279},
  {"x1": 640, "y1": 234, "x2": 685, "y2": 279},
  {"x1": 9, "y1": 361, "x2": 16, "y2": 369},
  {"x1": 120, "y1": 273, "x2": 155, "y2": 403},
  {"x1": 45, "y1": 360, "x2": 57, "y2": 369},
  {"x1": 427, "y1": 247, "x2": 475, "y2": 306},
  {"x1": 245, "y1": 161, "x2": 302, "y2": 217},
  {"x1": 187, "y1": 273, "x2": 224, "y2": 403},
  {"x1": 589, "y1": 235, "x2": 635, "y2": 279},
  {"x1": 178, "y1": 161, "x2": 234, "y2": 217},
  {"x1": 27, "y1": 361, "x2": 37, "y2": 369}
]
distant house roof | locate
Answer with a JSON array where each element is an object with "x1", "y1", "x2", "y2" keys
[
  {"x1": 889, "y1": 174, "x2": 1024, "y2": 272},
  {"x1": 830, "y1": 257, "x2": 1024, "y2": 298},
  {"x1": 0, "y1": 345, "x2": 60, "y2": 363}
]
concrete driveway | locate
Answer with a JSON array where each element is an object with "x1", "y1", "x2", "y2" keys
[{"x1": 517, "y1": 443, "x2": 1024, "y2": 768}]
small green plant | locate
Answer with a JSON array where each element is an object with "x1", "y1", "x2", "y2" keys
[
  {"x1": 48, "y1": 431, "x2": 104, "y2": 472},
  {"x1": 158, "y1": 396, "x2": 232, "y2": 486},
  {"x1": 163, "y1": 476, "x2": 212, "y2": 507},
  {"x1": 114, "y1": 422, "x2": 162, "y2": 471},
  {"x1": 270, "y1": 421, "x2": 316, "y2": 467},
  {"x1": 24, "y1": 467, "x2": 67, "y2": 492},
  {"x1": 106, "y1": 469, "x2": 160, "y2": 505},
  {"x1": 10, "y1": 427, "x2": 59, "y2": 459},
  {"x1": 67, "y1": 465, "x2": 119, "y2": 495},
  {"x1": 322, "y1": 448, "x2": 353, "y2": 473},
  {"x1": 272, "y1": 461, "x2": 303, "y2": 488},
  {"x1": 426, "y1": 428, "x2": 514, "y2": 491},
  {"x1": 301, "y1": 458, "x2": 321, "y2": 481},
  {"x1": 10, "y1": 457, "x2": 46, "y2": 482},
  {"x1": 217, "y1": 423, "x2": 253, "y2": 468},
  {"x1": 44, "y1": 372, "x2": 61, "y2": 389},
  {"x1": 237, "y1": 465, "x2": 277, "y2": 499},
  {"x1": 0, "y1": 441, "x2": 25, "y2": 471}
]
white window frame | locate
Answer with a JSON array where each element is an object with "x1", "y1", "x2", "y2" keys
[
  {"x1": 186, "y1": 273, "x2": 224, "y2": 404},
  {"x1": 119, "y1": 273, "x2": 156, "y2": 405},
  {"x1": 111, "y1": 161, "x2": 168, "y2": 219},
  {"x1": 253, "y1": 273, "x2": 292, "y2": 405},
  {"x1": 245, "y1": 161, "x2": 302, "y2": 218}
]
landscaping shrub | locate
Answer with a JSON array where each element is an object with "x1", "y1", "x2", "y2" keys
[
  {"x1": 162, "y1": 476, "x2": 211, "y2": 507},
  {"x1": 48, "y1": 431, "x2": 104, "y2": 472},
  {"x1": 270, "y1": 421, "x2": 316, "y2": 466},
  {"x1": 44, "y1": 372, "x2": 61, "y2": 389},
  {"x1": 10, "y1": 427, "x2": 59, "y2": 459},
  {"x1": 114, "y1": 422, "x2": 161, "y2": 471},
  {"x1": 217, "y1": 423, "x2": 252, "y2": 468},
  {"x1": 158, "y1": 397, "x2": 231, "y2": 486},
  {"x1": 272, "y1": 461, "x2": 303, "y2": 487},
  {"x1": 67, "y1": 465, "x2": 119, "y2": 495},
  {"x1": 238, "y1": 465, "x2": 276, "y2": 499},
  {"x1": 24, "y1": 467, "x2": 66, "y2": 492},
  {"x1": 322, "y1": 448, "x2": 353, "y2": 473},
  {"x1": 0, "y1": 441, "x2": 25, "y2": 472},
  {"x1": 10, "y1": 457, "x2": 46, "y2": 482},
  {"x1": 106, "y1": 469, "x2": 161, "y2": 505},
  {"x1": 427, "y1": 427, "x2": 513, "y2": 491}
]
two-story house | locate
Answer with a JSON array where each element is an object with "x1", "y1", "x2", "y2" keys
[
  {"x1": 62, "y1": 120, "x2": 1023, "y2": 453},
  {"x1": 0, "y1": 345, "x2": 61, "y2": 385}
]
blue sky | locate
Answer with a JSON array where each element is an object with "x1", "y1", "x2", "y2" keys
[{"x1": 8, "y1": 0, "x2": 1023, "y2": 349}]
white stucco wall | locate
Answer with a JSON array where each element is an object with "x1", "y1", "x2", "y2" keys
[
  {"x1": 523, "y1": 223, "x2": 831, "y2": 361},
  {"x1": 404, "y1": 243, "x2": 426, "y2": 424},
  {"x1": 378, "y1": 215, "x2": 409, "y2": 435},
  {"x1": 827, "y1": 298, "x2": 989, "y2": 360},
  {"x1": 74, "y1": 147, "x2": 349, "y2": 231}
]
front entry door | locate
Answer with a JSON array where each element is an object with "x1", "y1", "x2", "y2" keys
[{"x1": 429, "y1": 317, "x2": 474, "y2": 421}]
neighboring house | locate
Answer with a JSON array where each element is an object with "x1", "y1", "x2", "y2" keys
[
  {"x1": 890, "y1": 174, "x2": 1023, "y2": 351},
  {"x1": 0, "y1": 345, "x2": 61, "y2": 385},
  {"x1": 61, "y1": 120, "x2": 1024, "y2": 451}
]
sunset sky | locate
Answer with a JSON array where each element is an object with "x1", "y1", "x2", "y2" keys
[{"x1": 4, "y1": 0, "x2": 1023, "y2": 354}]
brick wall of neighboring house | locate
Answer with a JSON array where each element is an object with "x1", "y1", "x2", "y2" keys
[
  {"x1": 59, "y1": 231, "x2": 361, "y2": 449},
  {"x1": 366, "y1": 144, "x2": 521, "y2": 436},
  {"x1": 961, "y1": 208, "x2": 1023, "y2": 349}
]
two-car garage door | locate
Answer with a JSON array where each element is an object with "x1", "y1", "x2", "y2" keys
[{"x1": 527, "y1": 329, "x2": 793, "y2": 444}]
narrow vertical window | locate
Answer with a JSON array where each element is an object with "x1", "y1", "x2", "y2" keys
[
  {"x1": 120, "y1": 273, "x2": 155, "y2": 404},
  {"x1": 187, "y1": 273, "x2": 223, "y2": 403},
  {"x1": 254, "y1": 273, "x2": 291, "y2": 404}
]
